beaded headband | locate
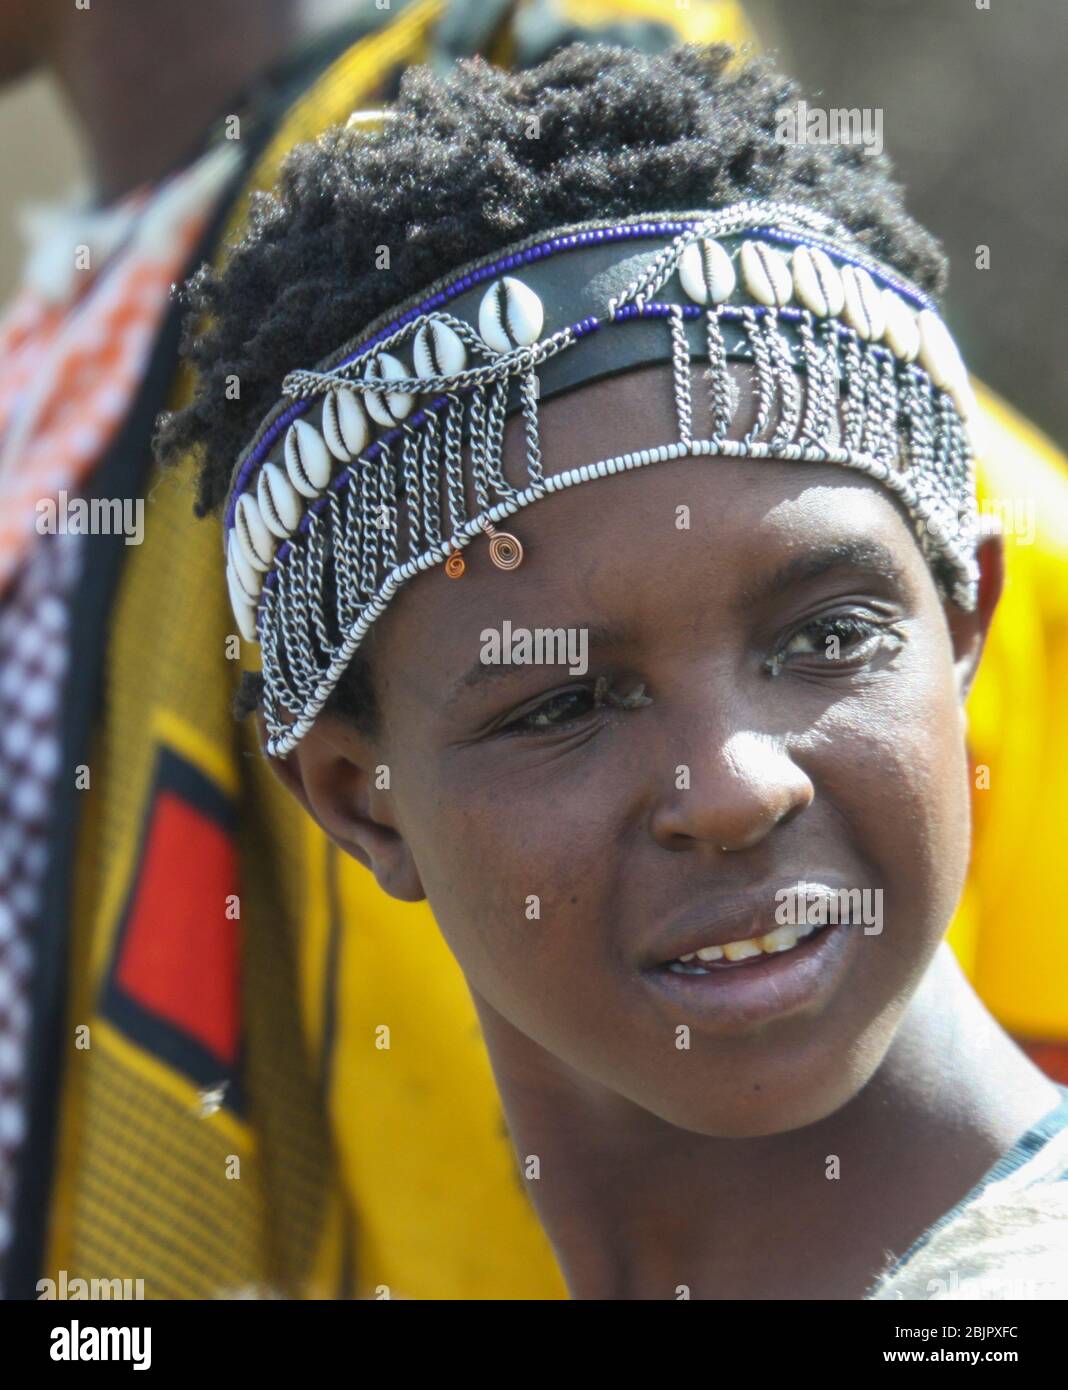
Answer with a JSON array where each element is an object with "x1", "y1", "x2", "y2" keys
[{"x1": 223, "y1": 199, "x2": 981, "y2": 758}]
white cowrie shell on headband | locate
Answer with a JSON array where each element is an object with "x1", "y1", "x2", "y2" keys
[
  {"x1": 365, "y1": 352, "x2": 414, "y2": 427},
  {"x1": 285, "y1": 418, "x2": 332, "y2": 498},
  {"x1": 322, "y1": 388, "x2": 369, "y2": 462},
  {"x1": 226, "y1": 561, "x2": 260, "y2": 643},
  {"x1": 678, "y1": 238, "x2": 735, "y2": 305},
  {"x1": 739, "y1": 240, "x2": 793, "y2": 307},
  {"x1": 841, "y1": 264, "x2": 886, "y2": 341},
  {"x1": 257, "y1": 460, "x2": 302, "y2": 539},
  {"x1": 478, "y1": 276, "x2": 544, "y2": 353},
  {"x1": 882, "y1": 290, "x2": 920, "y2": 362},
  {"x1": 949, "y1": 374, "x2": 978, "y2": 425},
  {"x1": 234, "y1": 491, "x2": 275, "y2": 572},
  {"x1": 228, "y1": 529, "x2": 260, "y2": 599},
  {"x1": 792, "y1": 245, "x2": 845, "y2": 318},
  {"x1": 917, "y1": 309, "x2": 963, "y2": 391},
  {"x1": 413, "y1": 319, "x2": 467, "y2": 378}
]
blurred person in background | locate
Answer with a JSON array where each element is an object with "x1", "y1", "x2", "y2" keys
[{"x1": 0, "y1": 0, "x2": 1065, "y2": 1301}]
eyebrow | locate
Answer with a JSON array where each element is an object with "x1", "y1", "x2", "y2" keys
[
  {"x1": 443, "y1": 620, "x2": 633, "y2": 708},
  {"x1": 442, "y1": 539, "x2": 905, "y2": 708},
  {"x1": 734, "y1": 538, "x2": 905, "y2": 612}
]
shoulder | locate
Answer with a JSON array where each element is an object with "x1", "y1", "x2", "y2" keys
[{"x1": 869, "y1": 1127, "x2": 1068, "y2": 1301}]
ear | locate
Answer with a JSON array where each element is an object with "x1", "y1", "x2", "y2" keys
[
  {"x1": 943, "y1": 530, "x2": 1004, "y2": 709},
  {"x1": 255, "y1": 709, "x2": 425, "y2": 903}
]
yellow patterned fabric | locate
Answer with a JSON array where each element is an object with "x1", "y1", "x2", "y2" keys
[{"x1": 40, "y1": 0, "x2": 1068, "y2": 1302}]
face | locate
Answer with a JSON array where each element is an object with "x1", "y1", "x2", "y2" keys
[{"x1": 276, "y1": 362, "x2": 1000, "y2": 1139}]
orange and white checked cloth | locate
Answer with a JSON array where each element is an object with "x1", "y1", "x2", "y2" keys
[{"x1": 0, "y1": 142, "x2": 241, "y2": 598}]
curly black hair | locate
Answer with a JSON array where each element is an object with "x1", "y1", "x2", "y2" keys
[{"x1": 153, "y1": 41, "x2": 949, "y2": 737}]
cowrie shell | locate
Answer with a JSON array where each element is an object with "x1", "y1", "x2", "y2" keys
[
  {"x1": 917, "y1": 309, "x2": 964, "y2": 391},
  {"x1": 257, "y1": 460, "x2": 302, "y2": 539},
  {"x1": 949, "y1": 371, "x2": 977, "y2": 423},
  {"x1": 322, "y1": 388, "x2": 369, "y2": 462},
  {"x1": 234, "y1": 491, "x2": 275, "y2": 572},
  {"x1": 792, "y1": 245, "x2": 845, "y2": 318},
  {"x1": 882, "y1": 290, "x2": 920, "y2": 362},
  {"x1": 841, "y1": 265, "x2": 886, "y2": 341},
  {"x1": 678, "y1": 238, "x2": 736, "y2": 305},
  {"x1": 284, "y1": 418, "x2": 332, "y2": 498},
  {"x1": 226, "y1": 561, "x2": 260, "y2": 643},
  {"x1": 228, "y1": 529, "x2": 260, "y2": 599},
  {"x1": 739, "y1": 240, "x2": 793, "y2": 307},
  {"x1": 413, "y1": 319, "x2": 467, "y2": 378},
  {"x1": 364, "y1": 352, "x2": 414, "y2": 427},
  {"x1": 478, "y1": 276, "x2": 544, "y2": 353}
]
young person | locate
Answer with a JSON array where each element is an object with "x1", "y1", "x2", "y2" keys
[
  {"x1": 8, "y1": 0, "x2": 747, "y2": 1300},
  {"x1": 157, "y1": 42, "x2": 1068, "y2": 1299}
]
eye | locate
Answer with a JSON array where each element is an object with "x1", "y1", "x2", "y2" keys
[
  {"x1": 501, "y1": 686, "x2": 598, "y2": 733},
  {"x1": 770, "y1": 611, "x2": 903, "y2": 673},
  {"x1": 498, "y1": 675, "x2": 652, "y2": 735}
]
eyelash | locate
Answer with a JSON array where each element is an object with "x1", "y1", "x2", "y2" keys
[
  {"x1": 766, "y1": 611, "x2": 900, "y2": 675},
  {"x1": 499, "y1": 677, "x2": 647, "y2": 736},
  {"x1": 497, "y1": 611, "x2": 901, "y2": 735}
]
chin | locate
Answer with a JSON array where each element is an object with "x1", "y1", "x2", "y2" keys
[{"x1": 628, "y1": 1042, "x2": 883, "y2": 1139}]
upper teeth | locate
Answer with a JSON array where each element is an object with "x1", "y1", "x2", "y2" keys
[{"x1": 672, "y1": 920, "x2": 818, "y2": 966}]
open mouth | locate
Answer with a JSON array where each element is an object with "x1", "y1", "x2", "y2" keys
[{"x1": 657, "y1": 919, "x2": 834, "y2": 974}]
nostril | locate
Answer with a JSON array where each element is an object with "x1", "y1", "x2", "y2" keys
[{"x1": 778, "y1": 800, "x2": 809, "y2": 831}]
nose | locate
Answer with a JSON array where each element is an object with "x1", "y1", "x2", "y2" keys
[{"x1": 649, "y1": 728, "x2": 814, "y2": 853}]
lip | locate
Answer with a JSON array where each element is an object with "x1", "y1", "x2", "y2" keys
[
  {"x1": 636, "y1": 878, "x2": 869, "y2": 1034},
  {"x1": 640, "y1": 878, "x2": 864, "y2": 967},
  {"x1": 639, "y1": 917, "x2": 861, "y2": 1033}
]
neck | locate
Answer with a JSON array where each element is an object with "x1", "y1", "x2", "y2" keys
[
  {"x1": 44, "y1": 0, "x2": 358, "y2": 204},
  {"x1": 473, "y1": 943, "x2": 1060, "y2": 1300}
]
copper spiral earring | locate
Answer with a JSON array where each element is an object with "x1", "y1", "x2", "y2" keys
[
  {"x1": 479, "y1": 517, "x2": 523, "y2": 570},
  {"x1": 444, "y1": 548, "x2": 465, "y2": 579}
]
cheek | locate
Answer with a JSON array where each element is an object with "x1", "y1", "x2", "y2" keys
[
  {"x1": 802, "y1": 635, "x2": 970, "y2": 935},
  {"x1": 395, "y1": 747, "x2": 623, "y2": 1024}
]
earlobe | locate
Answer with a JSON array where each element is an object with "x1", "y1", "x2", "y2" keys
[{"x1": 255, "y1": 709, "x2": 426, "y2": 903}]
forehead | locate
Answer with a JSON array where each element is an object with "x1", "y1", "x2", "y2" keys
[{"x1": 371, "y1": 362, "x2": 931, "y2": 675}]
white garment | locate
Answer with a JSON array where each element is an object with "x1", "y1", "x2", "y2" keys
[{"x1": 867, "y1": 1115, "x2": 1068, "y2": 1300}]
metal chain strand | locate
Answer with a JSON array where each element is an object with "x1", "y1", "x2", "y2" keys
[
  {"x1": 519, "y1": 366, "x2": 546, "y2": 493},
  {"x1": 766, "y1": 310, "x2": 803, "y2": 449},
  {"x1": 483, "y1": 376, "x2": 516, "y2": 499},
  {"x1": 795, "y1": 310, "x2": 825, "y2": 447},
  {"x1": 913, "y1": 370, "x2": 938, "y2": 485},
  {"x1": 442, "y1": 393, "x2": 468, "y2": 533},
  {"x1": 668, "y1": 306, "x2": 694, "y2": 447},
  {"x1": 376, "y1": 441, "x2": 399, "y2": 575},
  {"x1": 358, "y1": 453, "x2": 379, "y2": 597},
  {"x1": 283, "y1": 321, "x2": 576, "y2": 402},
  {"x1": 468, "y1": 383, "x2": 492, "y2": 512},
  {"x1": 858, "y1": 345, "x2": 887, "y2": 470},
  {"x1": 876, "y1": 351, "x2": 901, "y2": 472},
  {"x1": 819, "y1": 318, "x2": 843, "y2": 446},
  {"x1": 703, "y1": 308, "x2": 733, "y2": 439},
  {"x1": 741, "y1": 307, "x2": 774, "y2": 444},
  {"x1": 400, "y1": 424, "x2": 424, "y2": 559},
  {"x1": 328, "y1": 484, "x2": 357, "y2": 629},
  {"x1": 840, "y1": 328, "x2": 867, "y2": 453},
  {"x1": 303, "y1": 515, "x2": 335, "y2": 659},
  {"x1": 275, "y1": 551, "x2": 315, "y2": 697},
  {"x1": 420, "y1": 409, "x2": 444, "y2": 549}
]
